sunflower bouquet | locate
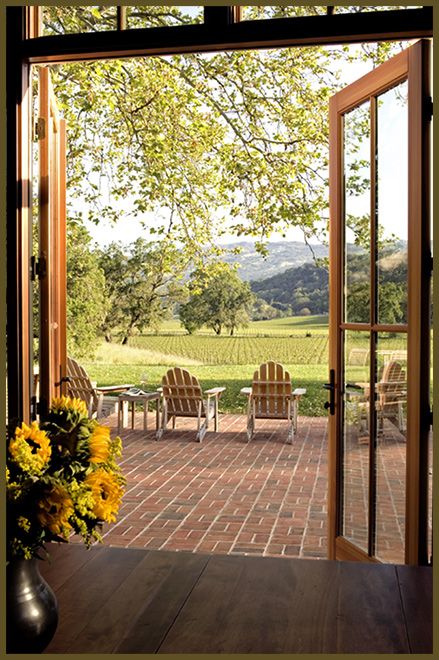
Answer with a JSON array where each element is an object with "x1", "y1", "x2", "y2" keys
[{"x1": 6, "y1": 396, "x2": 125, "y2": 561}]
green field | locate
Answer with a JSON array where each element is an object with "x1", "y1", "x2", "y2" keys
[
  {"x1": 82, "y1": 315, "x2": 409, "y2": 417},
  {"x1": 141, "y1": 315, "x2": 329, "y2": 336}
]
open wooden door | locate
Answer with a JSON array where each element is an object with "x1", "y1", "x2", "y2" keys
[
  {"x1": 38, "y1": 66, "x2": 67, "y2": 417},
  {"x1": 327, "y1": 40, "x2": 431, "y2": 564}
]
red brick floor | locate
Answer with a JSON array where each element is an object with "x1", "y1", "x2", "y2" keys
[
  {"x1": 87, "y1": 411, "x2": 422, "y2": 563},
  {"x1": 98, "y1": 413, "x2": 329, "y2": 560}
]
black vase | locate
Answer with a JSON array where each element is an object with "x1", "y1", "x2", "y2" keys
[{"x1": 6, "y1": 557, "x2": 59, "y2": 653}]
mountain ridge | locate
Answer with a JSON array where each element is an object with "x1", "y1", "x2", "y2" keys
[{"x1": 221, "y1": 240, "x2": 328, "y2": 281}]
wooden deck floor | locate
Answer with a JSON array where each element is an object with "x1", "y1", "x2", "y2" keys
[{"x1": 41, "y1": 543, "x2": 432, "y2": 654}]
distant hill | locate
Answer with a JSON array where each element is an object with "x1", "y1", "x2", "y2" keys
[
  {"x1": 248, "y1": 240, "x2": 408, "y2": 318},
  {"x1": 221, "y1": 241, "x2": 328, "y2": 281},
  {"x1": 251, "y1": 261, "x2": 329, "y2": 316}
]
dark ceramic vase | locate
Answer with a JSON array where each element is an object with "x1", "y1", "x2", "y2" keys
[{"x1": 6, "y1": 558, "x2": 58, "y2": 653}]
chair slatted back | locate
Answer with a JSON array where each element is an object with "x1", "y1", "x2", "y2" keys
[
  {"x1": 67, "y1": 357, "x2": 98, "y2": 415},
  {"x1": 162, "y1": 367, "x2": 204, "y2": 417},
  {"x1": 379, "y1": 360, "x2": 406, "y2": 408},
  {"x1": 251, "y1": 361, "x2": 292, "y2": 418}
]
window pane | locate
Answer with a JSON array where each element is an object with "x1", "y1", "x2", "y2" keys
[
  {"x1": 42, "y1": 6, "x2": 117, "y2": 35},
  {"x1": 241, "y1": 6, "x2": 325, "y2": 20},
  {"x1": 374, "y1": 333, "x2": 407, "y2": 563},
  {"x1": 376, "y1": 82, "x2": 408, "y2": 325},
  {"x1": 335, "y1": 6, "x2": 421, "y2": 13},
  {"x1": 344, "y1": 102, "x2": 371, "y2": 323},
  {"x1": 342, "y1": 331, "x2": 371, "y2": 553},
  {"x1": 126, "y1": 6, "x2": 203, "y2": 29}
]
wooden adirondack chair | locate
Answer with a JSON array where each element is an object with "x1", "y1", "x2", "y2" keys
[
  {"x1": 376, "y1": 359, "x2": 407, "y2": 433},
  {"x1": 66, "y1": 357, "x2": 133, "y2": 419},
  {"x1": 242, "y1": 361, "x2": 306, "y2": 443},
  {"x1": 157, "y1": 367, "x2": 225, "y2": 442}
]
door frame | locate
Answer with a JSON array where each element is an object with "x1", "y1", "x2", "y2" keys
[
  {"x1": 5, "y1": 7, "x2": 433, "y2": 565},
  {"x1": 328, "y1": 40, "x2": 431, "y2": 565}
]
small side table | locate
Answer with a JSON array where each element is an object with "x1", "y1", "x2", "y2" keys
[{"x1": 117, "y1": 391, "x2": 161, "y2": 433}]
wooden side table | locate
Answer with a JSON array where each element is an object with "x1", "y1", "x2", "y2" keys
[{"x1": 117, "y1": 391, "x2": 161, "y2": 433}]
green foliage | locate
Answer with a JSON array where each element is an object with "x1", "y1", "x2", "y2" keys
[
  {"x1": 66, "y1": 221, "x2": 106, "y2": 359},
  {"x1": 97, "y1": 238, "x2": 187, "y2": 344},
  {"x1": 252, "y1": 261, "x2": 329, "y2": 316},
  {"x1": 180, "y1": 262, "x2": 255, "y2": 335},
  {"x1": 47, "y1": 31, "x2": 402, "y2": 255}
]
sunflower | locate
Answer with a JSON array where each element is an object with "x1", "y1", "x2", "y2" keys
[
  {"x1": 37, "y1": 484, "x2": 74, "y2": 537},
  {"x1": 50, "y1": 395, "x2": 88, "y2": 417},
  {"x1": 88, "y1": 425, "x2": 111, "y2": 464},
  {"x1": 9, "y1": 422, "x2": 52, "y2": 474},
  {"x1": 85, "y1": 469, "x2": 124, "y2": 523}
]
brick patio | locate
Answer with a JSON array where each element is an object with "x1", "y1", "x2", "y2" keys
[
  {"x1": 96, "y1": 413, "x2": 329, "y2": 559},
  {"x1": 86, "y1": 411, "x2": 415, "y2": 563}
]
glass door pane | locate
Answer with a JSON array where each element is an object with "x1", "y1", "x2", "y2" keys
[
  {"x1": 342, "y1": 331, "x2": 371, "y2": 553},
  {"x1": 376, "y1": 81, "x2": 408, "y2": 325},
  {"x1": 344, "y1": 102, "x2": 371, "y2": 324},
  {"x1": 374, "y1": 333, "x2": 407, "y2": 563}
]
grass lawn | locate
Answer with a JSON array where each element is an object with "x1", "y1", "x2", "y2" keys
[
  {"x1": 82, "y1": 316, "x2": 329, "y2": 416},
  {"x1": 81, "y1": 315, "x2": 409, "y2": 417},
  {"x1": 141, "y1": 314, "x2": 329, "y2": 336},
  {"x1": 82, "y1": 361, "x2": 328, "y2": 417}
]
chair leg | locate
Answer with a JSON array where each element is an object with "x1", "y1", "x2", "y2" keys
[
  {"x1": 247, "y1": 401, "x2": 255, "y2": 441},
  {"x1": 156, "y1": 402, "x2": 168, "y2": 440},
  {"x1": 214, "y1": 399, "x2": 219, "y2": 432},
  {"x1": 287, "y1": 400, "x2": 294, "y2": 444},
  {"x1": 197, "y1": 420, "x2": 208, "y2": 443},
  {"x1": 196, "y1": 401, "x2": 204, "y2": 442}
]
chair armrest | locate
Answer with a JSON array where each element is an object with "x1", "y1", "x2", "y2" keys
[
  {"x1": 96, "y1": 384, "x2": 134, "y2": 394},
  {"x1": 239, "y1": 387, "x2": 252, "y2": 397},
  {"x1": 292, "y1": 388, "x2": 306, "y2": 397},
  {"x1": 205, "y1": 387, "x2": 226, "y2": 398}
]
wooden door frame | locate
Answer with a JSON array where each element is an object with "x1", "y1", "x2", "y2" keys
[
  {"x1": 328, "y1": 40, "x2": 431, "y2": 565},
  {"x1": 38, "y1": 66, "x2": 68, "y2": 414}
]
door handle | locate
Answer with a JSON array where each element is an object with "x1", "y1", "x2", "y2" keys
[
  {"x1": 323, "y1": 369, "x2": 336, "y2": 415},
  {"x1": 55, "y1": 375, "x2": 71, "y2": 387}
]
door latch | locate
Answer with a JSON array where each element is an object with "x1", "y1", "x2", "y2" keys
[{"x1": 323, "y1": 369, "x2": 336, "y2": 415}]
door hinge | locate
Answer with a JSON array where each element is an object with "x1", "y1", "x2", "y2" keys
[
  {"x1": 429, "y1": 408, "x2": 433, "y2": 428},
  {"x1": 33, "y1": 117, "x2": 46, "y2": 141},
  {"x1": 30, "y1": 255, "x2": 47, "y2": 281}
]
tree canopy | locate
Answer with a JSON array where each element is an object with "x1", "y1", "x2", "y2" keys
[
  {"x1": 97, "y1": 238, "x2": 187, "y2": 344},
  {"x1": 45, "y1": 6, "x2": 400, "y2": 259},
  {"x1": 180, "y1": 262, "x2": 255, "y2": 336}
]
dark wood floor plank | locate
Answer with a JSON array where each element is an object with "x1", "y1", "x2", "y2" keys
[
  {"x1": 40, "y1": 542, "x2": 98, "y2": 592},
  {"x1": 116, "y1": 550, "x2": 209, "y2": 653},
  {"x1": 43, "y1": 545, "x2": 147, "y2": 653},
  {"x1": 158, "y1": 555, "x2": 339, "y2": 653},
  {"x1": 396, "y1": 565, "x2": 433, "y2": 653},
  {"x1": 37, "y1": 545, "x2": 431, "y2": 654},
  {"x1": 336, "y1": 562, "x2": 410, "y2": 653}
]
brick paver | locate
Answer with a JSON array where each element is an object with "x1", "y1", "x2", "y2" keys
[
  {"x1": 83, "y1": 411, "x2": 414, "y2": 562},
  {"x1": 96, "y1": 413, "x2": 329, "y2": 559}
]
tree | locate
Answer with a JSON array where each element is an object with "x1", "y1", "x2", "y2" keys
[
  {"x1": 66, "y1": 221, "x2": 106, "y2": 358},
  {"x1": 44, "y1": 7, "x2": 402, "y2": 259},
  {"x1": 180, "y1": 263, "x2": 255, "y2": 336},
  {"x1": 97, "y1": 238, "x2": 187, "y2": 344}
]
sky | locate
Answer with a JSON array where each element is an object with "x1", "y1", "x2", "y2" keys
[{"x1": 77, "y1": 43, "x2": 408, "y2": 249}]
